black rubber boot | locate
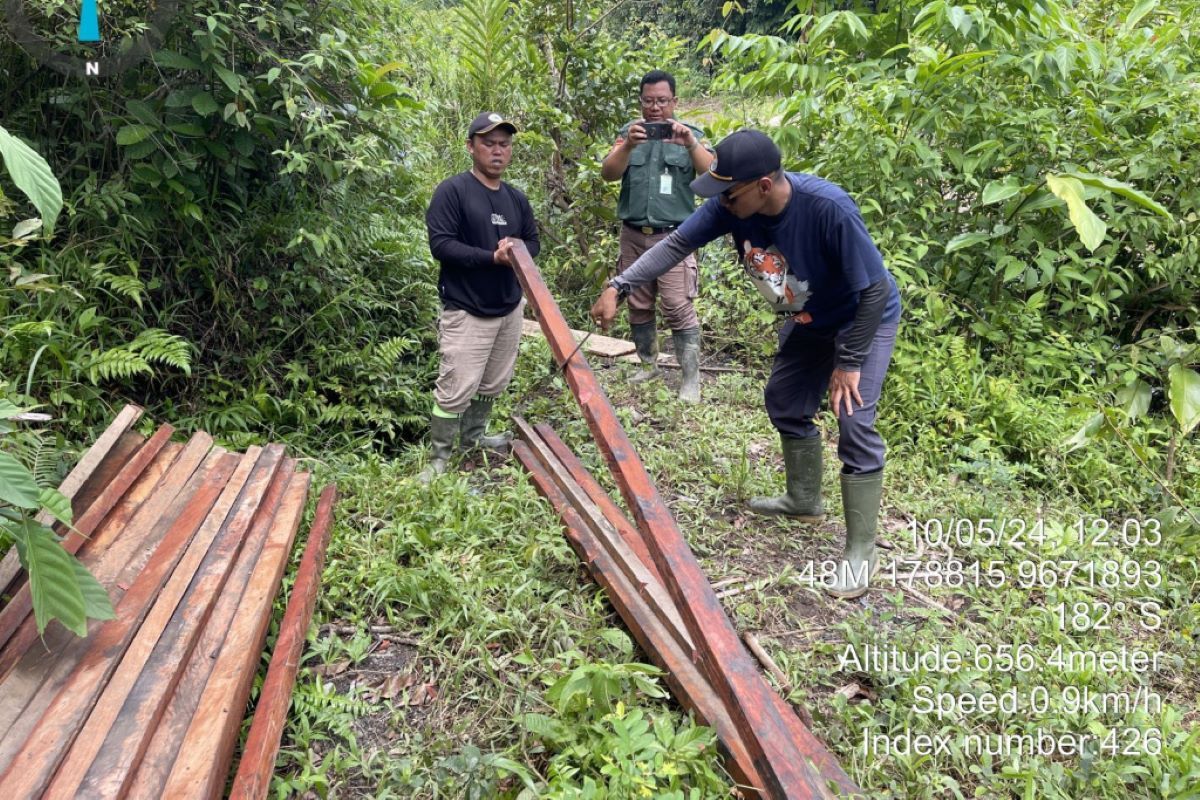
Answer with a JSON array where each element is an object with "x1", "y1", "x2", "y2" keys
[
  {"x1": 459, "y1": 395, "x2": 512, "y2": 450},
  {"x1": 629, "y1": 321, "x2": 662, "y2": 383},
  {"x1": 673, "y1": 328, "x2": 701, "y2": 404},
  {"x1": 418, "y1": 412, "x2": 459, "y2": 484},
  {"x1": 747, "y1": 435, "x2": 825, "y2": 522},
  {"x1": 825, "y1": 470, "x2": 884, "y2": 599}
]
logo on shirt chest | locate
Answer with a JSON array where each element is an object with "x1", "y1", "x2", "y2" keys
[
  {"x1": 491, "y1": 213, "x2": 508, "y2": 226},
  {"x1": 741, "y1": 241, "x2": 812, "y2": 320}
]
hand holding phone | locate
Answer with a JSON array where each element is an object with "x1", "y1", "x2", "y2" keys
[{"x1": 641, "y1": 121, "x2": 674, "y2": 140}]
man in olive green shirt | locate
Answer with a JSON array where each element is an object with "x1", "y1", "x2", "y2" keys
[{"x1": 601, "y1": 70, "x2": 713, "y2": 403}]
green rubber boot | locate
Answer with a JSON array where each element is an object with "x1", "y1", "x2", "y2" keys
[
  {"x1": 747, "y1": 435, "x2": 825, "y2": 522},
  {"x1": 673, "y1": 328, "x2": 701, "y2": 404},
  {"x1": 459, "y1": 395, "x2": 512, "y2": 450},
  {"x1": 825, "y1": 470, "x2": 884, "y2": 599},
  {"x1": 629, "y1": 322, "x2": 662, "y2": 383},
  {"x1": 417, "y1": 411, "x2": 459, "y2": 484}
]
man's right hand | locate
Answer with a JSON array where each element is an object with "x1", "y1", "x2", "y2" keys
[
  {"x1": 621, "y1": 122, "x2": 648, "y2": 151},
  {"x1": 590, "y1": 286, "x2": 620, "y2": 332},
  {"x1": 493, "y1": 237, "x2": 516, "y2": 266}
]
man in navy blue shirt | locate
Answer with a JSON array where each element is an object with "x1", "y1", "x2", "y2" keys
[{"x1": 591, "y1": 130, "x2": 900, "y2": 598}]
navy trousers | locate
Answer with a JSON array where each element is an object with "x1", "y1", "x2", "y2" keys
[{"x1": 763, "y1": 321, "x2": 898, "y2": 475}]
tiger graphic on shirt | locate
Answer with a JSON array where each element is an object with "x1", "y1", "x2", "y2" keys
[{"x1": 741, "y1": 240, "x2": 813, "y2": 323}]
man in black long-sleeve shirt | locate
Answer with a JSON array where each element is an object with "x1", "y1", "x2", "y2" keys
[{"x1": 420, "y1": 112, "x2": 540, "y2": 481}]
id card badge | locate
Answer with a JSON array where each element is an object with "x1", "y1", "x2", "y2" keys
[{"x1": 659, "y1": 172, "x2": 673, "y2": 194}]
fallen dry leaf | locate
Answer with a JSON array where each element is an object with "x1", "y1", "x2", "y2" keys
[
  {"x1": 312, "y1": 659, "x2": 350, "y2": 678},
  {"x1": 380, "y1": 671, "x2": 417, "y2": 700},
  {"x1": 833, "y1": 681, "x2": 877, "y2": 703}
]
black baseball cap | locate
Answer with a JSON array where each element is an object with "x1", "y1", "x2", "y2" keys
[
  {"x1": 690, "y1": 130, "x2": 782, "y2": 197},
  {"x1": 468, "y1": 112, "x2": 517, "y2": 138}
]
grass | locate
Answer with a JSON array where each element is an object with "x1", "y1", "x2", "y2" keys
[{"x1": 270, "y1": 332, "x2": 1200, "y2": 799}]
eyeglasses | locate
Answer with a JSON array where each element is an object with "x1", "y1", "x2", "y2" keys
[
  {"x1": 639, "y1": 96, "x2": 675, "y2": 107},
  {"x1": 720, "y1": 179, "x2": 760, "y2": 204}
]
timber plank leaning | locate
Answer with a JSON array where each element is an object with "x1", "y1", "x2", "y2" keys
[{"x1": 0, "y1": 405, "x2": 337, "y2": 799}]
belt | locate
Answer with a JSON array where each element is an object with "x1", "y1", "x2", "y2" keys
[{"x1": 624, "y1": 222, "x2": 677, "y2": 236}]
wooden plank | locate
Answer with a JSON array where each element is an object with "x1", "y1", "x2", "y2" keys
[
  {"x1": 0, "y1": 404, "x2": 144, "y2": 599},
  {"x1": 69, "y1": 430, "x2": 146, "y2": 528},
  {"x1": 0, "y1": 441, "x2": 185, "y2": 757},
  {"x1": 514, "y1": 420, "x2": 687, "y2": 647},
  {"x1": 521, "y1": 428, "x2": 861, "y2": 796},
  {"x1": 511, "y1": 242, "x2": 834, "y2": 799},
  {"x1": 49, "y1": 447, "x2": 278, "y2": 798},
  {"x1": 157, "y1": 471, "x2": 312, "y2": 800},
  {"x1": 521, "y1": 317, "x2": 636, "y2": 358},
  {"x1": 515, "y1": 441, "x2": 773, "y2": 795},
  {"x1": 0, "y1": 424, "x2": 173, "y2": 656},
  {"x1": 530, "y1": 421, "x2": 664, "y2": 587},
  {"x1": 0, "y1": 446, "x2": 236, "y2": 798},
  {"x1": 228, "y1": 482, "x2": 338, "y2": 800},
  {"x1": 0, "y1": 431, "x2": 206, "y2": 686},
  {"x1": 127, "y1": 456, "x2": 300, "y2": 799}
]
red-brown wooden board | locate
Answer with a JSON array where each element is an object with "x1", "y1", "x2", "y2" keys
[
  {"x1": 0, "y1": 404, "x2": 145, "y2": 606},
  {"x1": 0, "y1": 449, "x2": 239, "y2": 797},
  {"x1": 64, "y1": 448, "x2": 285, "y2": 798},
  {"x1": 510, "y1": 241, "x2": 835, "y2": 798},
  {"x1": 153, "y1": 470, "x2": 312, "y2": 800},
  {"x1": 0, "y1": 439, "x2": 185, "y2": 772},
  {"x1": 229, "y1": 482, "x2": 338, "y2": 800},
  {"x1": 517, "y1": 427, "x2": 862, "y2": 796},
  {"x1": 0, "y1": 407, "x2": 332, "y2": 799},
  {"x1": 127, "y1": 457, "x2": 299, "y2": 798}
]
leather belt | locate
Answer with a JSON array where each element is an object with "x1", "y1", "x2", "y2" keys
[{"x1": 624, "y1": 222, "x2": 677, "y2": 236}]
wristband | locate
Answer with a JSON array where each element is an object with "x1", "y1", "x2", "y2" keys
[{"x1": 606, "y1": 278, "x2": 631, "y2": 300}]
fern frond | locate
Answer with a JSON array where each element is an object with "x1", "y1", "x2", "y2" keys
[
  {"x1": 94, "y1": 272, "x2": 146, "y2": 309},
  {"x1": 84, "y1": 348, "x2": 151, "y2": 384},
  {"x1": 130, "y1": 329, "x2": 193, "y2": 375}
]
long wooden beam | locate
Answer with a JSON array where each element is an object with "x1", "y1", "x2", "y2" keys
[
  {"x1": 510, "y1": 242, "x2": 829, "y2": 798},
  {"x1": 523, "y1": 423, "x2": 861, "y2": 796},
  {"x1": 513, "y1": 437, "x2": 765, "y2": 794},
  {"x1": 229, "y1": 482, "x2": 338, "y2": 800}
]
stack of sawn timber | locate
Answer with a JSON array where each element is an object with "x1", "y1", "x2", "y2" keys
[
  {"x1": 513, "y1": 419, "x2": 861, "y2": 799},
  {"x1": 0, "y1": 404, "x2": 336, "y2": 799}
]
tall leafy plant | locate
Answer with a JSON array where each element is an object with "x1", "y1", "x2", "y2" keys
[{"x1": 1, "y1": 133, "x2": 113, "y2": 634}]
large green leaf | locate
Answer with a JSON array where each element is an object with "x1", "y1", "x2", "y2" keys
[
  {"x1": 0, "y1": 400, "x2": 25, "y2": 420},
  {"x1": 70, "y1": 557, "x2": 115, "y2": 623},
  {"x1": 1122, "y1": 0, "x2": 1159, "y2": 33},
  {"x1": 1063, "y1": 171, "x2": 1172, "y2": 219},
  {"x1": 944, "y1": 231, "x2": 992, "y2": 253},
  {"x1": 8, "y1": 518, "x2": 87, "y2": 636},
  {"x1": 1168, "y1": 365, "x2": 1200, "y2": 436},
  {"x1": 0, "y1": 451, "x2": 41, "y2": 508},
  {"x1": 981, "y1": 178, "x2": 1023, "y2": 205},
  {"x1": 1116, "y1": 379, "x2": 1151, "y2": 421},
  {"x1": 191, "y1": 91, "x2": 220, "y2": 117},
  {"x1": 0, "y1": 125, "x2": 63, "y2": 233},
  {"x1": 38, "y1": 487, "x2": 73, "y2": 526},
  {"x1": 116, "y1": 125, "x2": 154, "y2": 146},
  {"x1": 1046, "y1": 174, "x2": 1106, "y2": 252}
]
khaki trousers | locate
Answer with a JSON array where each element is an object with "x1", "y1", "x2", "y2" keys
[
  {"x1": 618, "y1": 225, "x2": 699, "y2": 331},
  {"x1": 434, "y1": 299, "x2": 525, "y2": 414}
]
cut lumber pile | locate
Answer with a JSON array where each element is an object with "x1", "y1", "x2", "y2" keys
[
  {"x1": 509, "y1": 242, "x2": 863, "y2": 800},
  {"x1": 0, "y1": 405, "x2": 336, "y2": 799}
]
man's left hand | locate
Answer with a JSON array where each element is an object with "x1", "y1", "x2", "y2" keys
[
  {"x1": 668, "y1": 121, "x2": 697, "y2": 149},
  {"x1": 829, "y1": 368, "x2": 862, "y2": 418}
]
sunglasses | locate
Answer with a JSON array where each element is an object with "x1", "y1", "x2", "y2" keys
[{"x1": 720, "y1": 179, "x2": 760, "y2": 204}]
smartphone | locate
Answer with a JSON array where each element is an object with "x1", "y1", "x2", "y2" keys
[{"x1": 641, "y1": 121, "x2": 674, "y2": 141}]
